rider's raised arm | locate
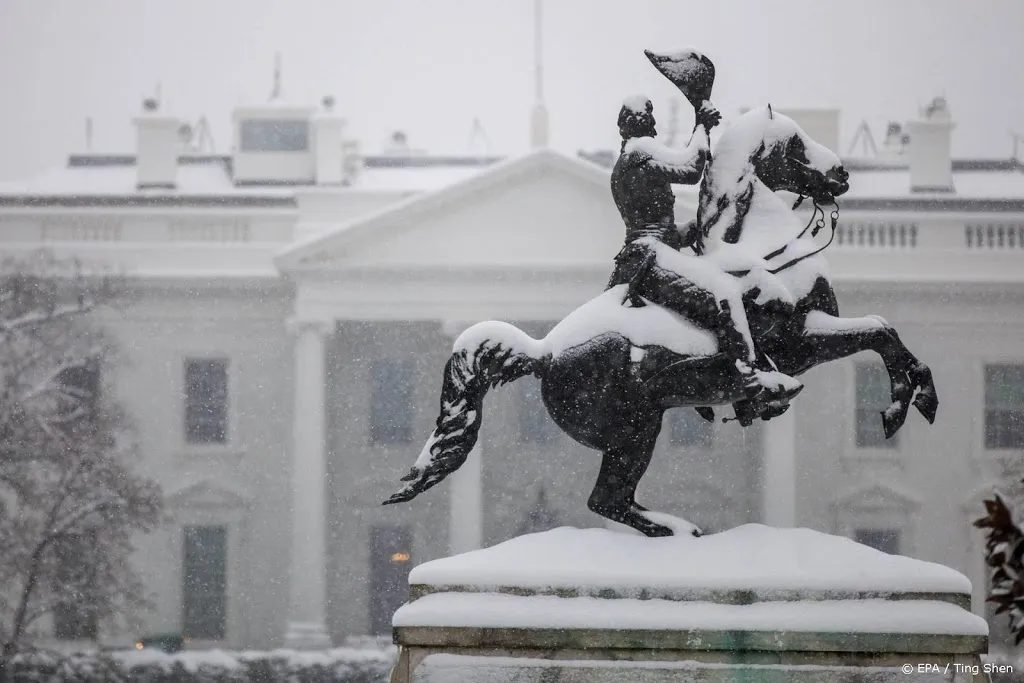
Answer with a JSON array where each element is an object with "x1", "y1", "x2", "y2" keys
[{"x1": 625, "y1": 124, "x2": 711, "y2": 185}]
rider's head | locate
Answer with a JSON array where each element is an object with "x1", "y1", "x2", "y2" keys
[{"x1": 618, "y1": 96, "x2": 656, "y2": 140}]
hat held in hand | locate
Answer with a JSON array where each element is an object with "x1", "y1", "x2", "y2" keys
[{"x1": 644, "y1": 48, "x2": 715, "y2": 110}]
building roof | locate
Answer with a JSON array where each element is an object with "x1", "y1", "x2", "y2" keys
[
  {"x1": 0, "y1": 153, "x2": 504, "y2": 207},
  {"x1": 4, "y1": 145, "x2": 1024, "y2": 211},
  {"x1": 578, "y1": 150, "x2": 1024, "y2": 210},
  {"x1": 844, "y1": 166, "x2": 1024, "y2": 200}
]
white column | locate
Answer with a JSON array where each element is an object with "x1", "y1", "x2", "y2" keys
[
  {"x1": 284, "y1": 317, "x2": 333, "y2": 649},
  {"x1": 448, "y1": 445, "x2": 483, "y2": 554},
  {"x1": 441, "y1": 320, "x2": 484, "y2": 555},
  {"x1": 762, "y1": 408, "x2": 797, "y2": 527}
]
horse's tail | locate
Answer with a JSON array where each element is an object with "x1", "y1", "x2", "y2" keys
[{"x1": 382, "y1": 321, "x2": 546, "y2": 506}]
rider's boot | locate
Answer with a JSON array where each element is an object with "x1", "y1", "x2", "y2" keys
[{"x1": 715, "y1": 301, "x2": 803, "y2": 412}]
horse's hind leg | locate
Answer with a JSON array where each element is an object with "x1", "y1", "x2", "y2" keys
[
  {"x1": 586, "y1": 420, "x2": 681, "y2": 537},
  {"x1": 778, "y1": 312, "x2": 935, "y2": 438},
  {"x1": 878, "y1": 324, "x2": 937, "y2": 423},
  {"x1": 825, "y1": 314, "x2": 936, "y2": 428}
]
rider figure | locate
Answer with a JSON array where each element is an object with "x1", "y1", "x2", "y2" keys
[{"x1": 608, "y1": 96, "x2": 802, "y2": 412}]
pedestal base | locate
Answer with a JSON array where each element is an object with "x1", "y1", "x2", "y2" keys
[
  {"x1": 389, "y1": 524, "x2": 988, "y2": 682},
  {"x1": 395, "y1": 650, "x2": 986, "y2": 682},
  {"x1": 283, "y1": 621, "x2": 331, "y2": 650}
]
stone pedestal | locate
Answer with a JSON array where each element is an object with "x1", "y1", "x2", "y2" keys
[{"x1": 388, "y1": 524, "x2": 988, "y2": 682}]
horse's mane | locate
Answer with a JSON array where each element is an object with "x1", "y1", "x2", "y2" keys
[
  {"x1": 699, "y1": 108, "x2": 807, "y2": 250},
  {"x1": 708, "y1": 107, "x2": 801, "y2": 185}
]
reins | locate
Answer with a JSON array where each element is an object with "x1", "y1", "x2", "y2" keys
[
  {"x1": 766, "y1": 199, "x2": 840, "y2": 275},
  {"x1": 723, "y1": 197, "x2": 840, "y2": 277}
]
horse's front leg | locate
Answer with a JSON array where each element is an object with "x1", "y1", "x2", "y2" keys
[{"x1": 774, "y1": 311, "x2": 937, "y2": 438}]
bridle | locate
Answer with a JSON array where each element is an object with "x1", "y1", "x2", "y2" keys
[
  {"x1": 719, "y1": 195, "x2": 840, "y2": 277},
  {"x1": 764, "y1": 196, "x2": 840, "y2": 275}
]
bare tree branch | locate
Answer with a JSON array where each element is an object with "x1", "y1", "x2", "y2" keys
[
  {"x1": 49, "y1": 496, "x2": 123, "y2": 539},
  {"x1": 0, "y1": 300, "x2": 95, "y2": 336},
  {"x1": 0, "y1": 253, "x2": 161, "y2": 666}
]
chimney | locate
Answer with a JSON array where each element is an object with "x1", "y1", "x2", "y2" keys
[
  {"x1": 313, "y1": 95, "x2": 345, "y2": 185},
  {"x1": 907, "y1": 96, "x2": 954, "y2": 192},
  {"x1": 133, "y1": 98, "x2": 179, "y2": 189}
]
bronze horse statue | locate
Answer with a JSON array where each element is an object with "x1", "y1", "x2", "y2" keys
[{"x1": 383, "y1": 107, "x2": 937, "y2": 538}]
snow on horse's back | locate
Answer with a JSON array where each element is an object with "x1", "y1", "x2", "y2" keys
[{"x1": 545, "y1": 285, "x2": 717, "y2": 360}]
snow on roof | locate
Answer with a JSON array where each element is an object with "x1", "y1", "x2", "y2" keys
[
  {"x1": 577, "y1": 149, "x2": 1024, "y2": 202},
  {"x1": 0, "y1": 161, "x2": 283, "y2": 197},
  {"x1": 0, "y1": 154, "x2": 501, "y2": 201},
  {"x1": 355, "y1": 164, "x2": 489, "y2": 192},
  {"x1": 844, "y1": 167, "x2": 1024, "y2": 200},
  {"x1": 6, "y1": 149, "x2": 1021, "y2": 204}
]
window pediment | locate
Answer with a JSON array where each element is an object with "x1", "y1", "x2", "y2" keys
[
  {"x1": 833, "y1": 480, "x2": 922, "y2": 512},
  {"x1": 166, "y1": 479, "x2": 251, "y2": 509}
]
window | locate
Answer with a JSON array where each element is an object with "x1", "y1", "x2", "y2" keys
[
  {"x1": 53, "y1": 532, "x2": 99, "y2": 640},
  {"x1": 667, "y1": 408, "x2": 713, "y2": 449},
  {"x1": 985, "y1": 364, "x2": 1024, "y2": 449},
  {"x1": 370, "y1": 360, "x2": 413, "y2": 445},
  {"x1": 369, "y1": 526, "x2": 412, "y2": 635},
  {"x1": 53, "y1": 603, "x2": 98, "y2": 640},
  {"x1": 519, "y1": 378, "x2": 558, "y2": 444},
  {"x1": 182, "y1": 526, "x2": 227, "y2": 640},
  {"x1": 855, "y1": 364, "x2": 896, "y2": 449},
  {"x1": 56, "y1": 357, "x2": 100, "y2": 423},
  {"x1": 239, "y1": 119, "x2": 309, "y2": 152},
  {"x1": 185, "y1": 359, "x2": 229, "y2": 444},
  {"x1": 854, "y1": 528, "x2": 900, "y2": 555}
]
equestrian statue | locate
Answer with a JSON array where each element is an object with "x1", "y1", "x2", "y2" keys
[{"x1": 383, "y1": 49, "x2": 938, "y2": 538}]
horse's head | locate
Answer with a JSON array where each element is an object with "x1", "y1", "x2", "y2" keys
[{"x1": 726, "y1": 105, "x2": 850, "y2": 204}]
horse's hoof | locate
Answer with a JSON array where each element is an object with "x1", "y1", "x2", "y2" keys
[
  {"x1": 760, "y1": 401, "x2": 791, "y2": 421},
  {"x1": 908, "y1": 364, "x2": 938, "y2": 424},
  {"x1": 881, "y1": 401, "x2": 909, "y2": 439},
  {"x1": 913, "y1": 391, "x2": 938, "y2": 424},
  {"x1": 636, "y1": 510, "x2": 702, "y2": 537}
]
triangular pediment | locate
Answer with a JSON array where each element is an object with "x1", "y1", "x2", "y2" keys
[
  {"x1": 833, "y1": 480, "x2": 922, "y2": 512},
  {"x1": 166, "y1": 478, "x2": 252, "y2": 509},
  {"x1": 275, "y1": 149, "x2": 698, "y2": 272}
]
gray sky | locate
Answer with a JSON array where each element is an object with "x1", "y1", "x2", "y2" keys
[{"x1": 1, "y1": 0, "x2": 1021, "y2": 180}]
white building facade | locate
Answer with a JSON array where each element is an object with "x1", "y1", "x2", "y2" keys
[{"x1": 1, "y1": 96, "x2": 1023, "y2": 649}]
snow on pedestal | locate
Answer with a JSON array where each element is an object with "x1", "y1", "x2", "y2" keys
[
  {"x1": 389, "y1": 524, "x2": 988, "y2": 683},
  {"x1": 403, "y1": 523, "x2": 973, "y2": 599},
  {"x1": 396, "y1": 523, "x2": 983, "y2": 635}
]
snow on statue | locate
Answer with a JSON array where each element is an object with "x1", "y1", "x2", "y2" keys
[{"x1": 384, "y1": 49, "x2": 938, "y2": 539}]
